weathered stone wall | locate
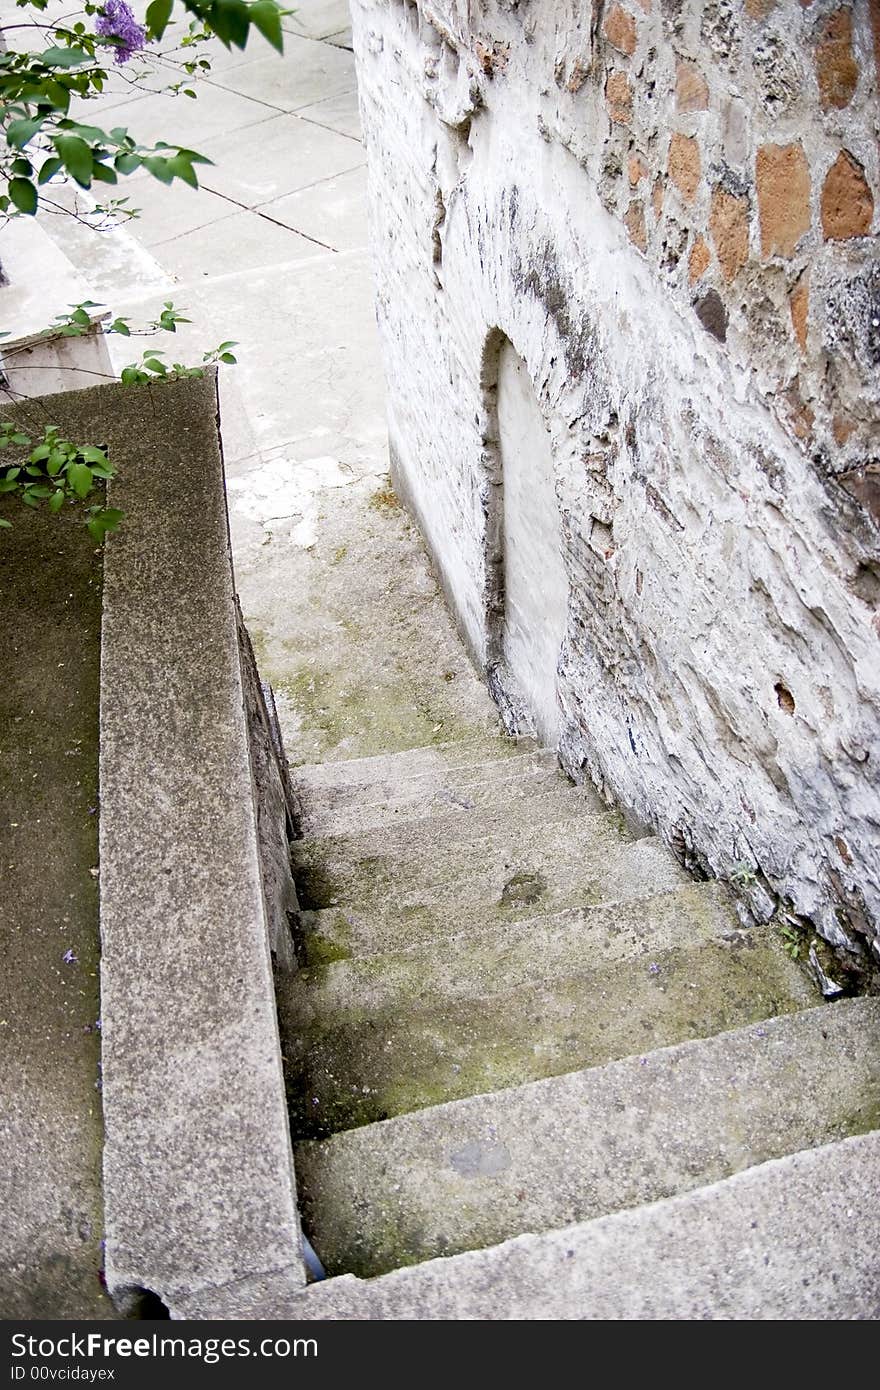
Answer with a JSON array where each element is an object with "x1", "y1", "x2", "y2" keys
[{"x1": 351, "y1": 0, "x2": 880, "y2": 963}]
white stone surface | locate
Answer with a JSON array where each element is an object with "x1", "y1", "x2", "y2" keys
[
  {"x1": 351, "y1": 0, "x2": 880, "y2": 958},
  {"x1": 494, "y1": 339, "x2": 568, "y2": 746}
]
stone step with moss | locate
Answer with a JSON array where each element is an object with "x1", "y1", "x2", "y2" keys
[
  {"x1": 281, "y1": 1131, "x2": 880, "y2": 1321},
  {"x1": 291, "y1": 800, "x2": 656, "y2": 907},
  {"x1": 292, "y1": 734, "x2": 539, "y2": 793},
  {"x1": 296, "y1": 754, "x2": 597, "y2": 837},
  {"x1": 295, "y1": 996, "x2": 880, "y2": 1277},
  {"x1": 296, "y1": 881, "x2": 739, "y2": 1008},
  {"x1": 280, "y1": 921, "x2": 818, "y2": 1138},
  {"x1": 298, "y1": 834, "x2": 689, "y2": 962}
]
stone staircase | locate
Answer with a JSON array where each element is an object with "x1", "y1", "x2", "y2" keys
[{"x1": 277, "y1": 734, "x2": 880, "y2": 1318}]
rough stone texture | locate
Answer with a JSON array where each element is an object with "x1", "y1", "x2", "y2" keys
[
  {"x1": 350, "y1": 0, "x2": 880, "y2": 961},
  {"x1": 209, "y1": 1131, "x2": 880, "y2": 1319},
  {"x1": 296, "y1": 997, "x2": 880, "y2": 1276},
  {"x1": 82, "y1": 375, "x2": 305, "y2": 1314}
]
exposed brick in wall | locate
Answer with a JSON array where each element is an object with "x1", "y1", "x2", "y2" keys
[{"x1": 351, "y1": 0, "x2": 880, "y2": 966}]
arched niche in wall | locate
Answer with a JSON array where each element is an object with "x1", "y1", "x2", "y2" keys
[{"x1": 481, "y1": 330, "x2": 568, "y2": 748}]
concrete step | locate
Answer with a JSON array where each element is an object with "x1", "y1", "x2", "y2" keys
[
  {"x1": 292, "y1": 795, "x2": 618, "y2": 905},
  {"x1": 298, "y1": 834, "x2": 688, "y2": 962},
  {"x1": 297, "y1": 756, "x2": 599, "y2": 837},
  {"x1": 280, "y1": 917, "x2": 818, "y2": 1137},
  {"x1": 289, "y1": 1129, "x2": 880, "y2": 1320},
  {"x1": 292, "y1": 734, "x2": 538, "y2": 794},
  {"x1": 295, "y1": 996, "x2": 880, "y2": 1277}
]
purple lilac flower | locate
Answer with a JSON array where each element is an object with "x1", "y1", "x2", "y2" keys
[
  {"x1": 62, "y1": 948, "x2": 78, "y2": 965},
  {"x1": 95, "y1": 1, "x2": 147, "y2": 65}
]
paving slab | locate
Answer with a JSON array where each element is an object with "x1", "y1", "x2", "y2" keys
[
  {"x1": 198, "y1": 113, "x2": 366, "y2": 207},
  {"x1": 150, "y1": 210, "x2": 321, "y2": 282},
  {"x1": 262, "y1": 165, "x2": 369, "y2": 252},
  {"x1": 120, "y1": 183, "x2": 239, "y2": 249},
  {"x1": 208, "y1": 33, "x2": 358, "y2": 112},
  {"x1": 297, "y1": 90, "x2": 363, "y2": 141},
  {"x1": 284, "y1": 0, "x2": 354, "y2": 42},
  {"x1": 82, "y1": 83, "x2": 280, "y2": 148},
  {"x1": 296, "y1": 997, "x2": 880, "y2": 1276}
]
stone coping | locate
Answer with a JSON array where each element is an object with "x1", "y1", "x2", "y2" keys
[{"x1": 7, "y1": 374, "x2": 306, "y2": 1315}]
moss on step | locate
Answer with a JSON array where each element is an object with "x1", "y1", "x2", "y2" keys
[{"x1": 282, "y1": 927, "x2": 820, "y2": 1139}]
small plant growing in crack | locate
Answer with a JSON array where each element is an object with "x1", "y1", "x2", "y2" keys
[
  {"x1": 776, "y1": 922, "x2": 802, "y2": 960},
  {"x1": 730, "y1": 860, "x2": 758, "y2": 888}
]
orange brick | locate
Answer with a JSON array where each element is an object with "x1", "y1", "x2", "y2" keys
[
  {"x1": 668, "y1": 133, "x2": 701, "y2": 204},
  {"x1": 816, "y1": 9, "x2": 859, "y2": 111},
  {"x1": 604, "y1": 4, "x2": 637, "y2": 56},
  {"x1": 688, "y1": 235, "x2": 711, "y2": 284},
  {"x1": 821, "y1": 150, "x2": 874, "y2": 239},
  {"x1": 606, "y1": 70, "x2": 634, "y2": 124},
  {"x1": 756, "y1": 143, "x2": 811, "y2": 257},
  {"x1": 790, "y1": 279, "x2": 809, "y2": 352},
  {"x1": 709, "y1": 188, "x2": 749, "y2": 282},
  {"x1": 676, "y1": 61, "x2": 709, "y2": 112}
]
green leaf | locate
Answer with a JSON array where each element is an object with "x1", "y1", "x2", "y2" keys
[
  {"x1": 68, "y1": 462, "x2": 93, "y2": 498},
  {"x1": 70, "y1": 307, "x2": 91, "y2": 327},
  {"x1": 38, "y1": 156, "x2": 63, "y2": 185},
  {"x1": 210, "y1": 0, "x2": 251, "y2": 48},
  {"x1": 9, "y1": 178, "x2": 37, "y2": 215},
  {"x1": 143, "y1": 357, "x2": 167, "y2": 376},
  {"x1": 166, "y1": 154, "x2": 199, "y2": 188},
  {"x1": 0, "y1": 518, "x2": 12, "y2": 529},
  {"x1": 0, "y1": 479, "x2": 19, "y2": 494},
  {"x1": 10, "y1": 158, "x2": 33, "y2": 178},
  {"x1": 6, "y1": 117, "x2": 45, "y2": 150},
  {"x1": 39, "y1": 46, "x2": 91, "y2": 69},
  {"x1": 219, "y1": 352, "x2": 237, "y2": 364},
  {"x1": 145, "y1": 0, "x2": 174, "y2": 41},
  {"x1": 91, "y1": 161, "x2": 118, "y2": 185},
  {"x1": 120, "y1": 366, "x2": 144, "y2": 386},
  {"x1": 250, "y1": 1, "x2": 284, "y2": 53},
  {"x1": 142, "y1": 155, "x2": 175, "y2": 185},
  {"x1": 54, "y1": 135, "x2": 93, "y2": 188},
  {"x1": 86, "y1": 506, "x2": 124, "y2": 543},
  {"x1": 114, "y1": 152, "x2": 141, "y2": 175},
  {"x1": 49, "y1": 489, "x2": 65, "y2": 513},
  {"x1": 79, "y1": 446, "x2": 109, "y2": 465},
  {"x1": 109, "y1": 319, "x2": 131, "y2": 336}
]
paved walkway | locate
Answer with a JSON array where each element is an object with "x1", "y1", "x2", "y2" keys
[{"x1": 42, "y1": 0, "x2": 499, "y2": 768}]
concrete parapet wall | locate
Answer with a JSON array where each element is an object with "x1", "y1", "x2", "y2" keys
[{"x1": 10, "y1": 376, "x2": 306, "y2": 1315}]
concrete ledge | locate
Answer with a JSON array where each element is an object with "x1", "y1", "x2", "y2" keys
[
  {"x1": 0, "y1": 219, "x2": 113, "y2": 400},
  {"x1": 13, "y1": 376, "x2": 306, "y2": 1315}
]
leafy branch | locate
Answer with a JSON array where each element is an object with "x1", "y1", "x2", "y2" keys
[
  {"x1": 0, "y1": 0, "x2": 288, "y2": 218},
  {"x1": 0, "y1": 422, "x2": 121, "y2": 541}
]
